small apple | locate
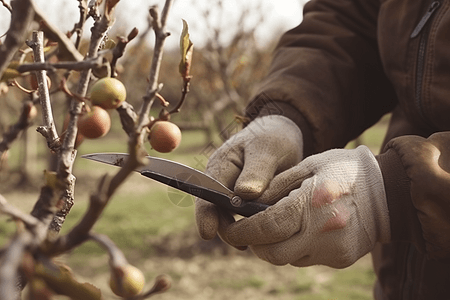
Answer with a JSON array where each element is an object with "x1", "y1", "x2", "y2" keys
[
  {"x1": 90, "y1": 77, "x2": 126, "y2": 109},
  {"x1": 77, "y1": 106, "x2": 111, "y2": 139},
  {"x1": 109, "y1": 264, "x2": 145, "y2": 298},
  {"x1": 148, "y1": 121, "x2": 182, "y2": 153}
]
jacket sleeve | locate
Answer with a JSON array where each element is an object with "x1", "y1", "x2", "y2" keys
[
  {"x1": 245, "y1": 0, "x2": 397, "y2": 156},
  {"x1": 377, "y1": 133, "x2": 450, "y2": 259}
]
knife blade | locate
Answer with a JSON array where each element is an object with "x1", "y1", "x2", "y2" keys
[{"x1": 81, "y1": 153, "x2": 268, "y2": 217}]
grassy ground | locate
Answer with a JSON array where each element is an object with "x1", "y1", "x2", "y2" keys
[{"x1": 0, "y1": 115, "x2": 390, "y2": 300}]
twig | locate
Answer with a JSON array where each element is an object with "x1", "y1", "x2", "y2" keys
[
  {"x1": 145, "y1": 79, "x2": 191, "y2": 129},
  {"x1": 17, "y1": 56, "x2": 103, "y2": 73},
  {"x1": 0, "y1": 231, "x2": 33, "y2": 300},
  {"x1": 0, "y1": 195, "x2": 40, "y2": 228},
  {"x1": 72, "y1": 0, "x2": 88, "y2": 49},
  {"x1": 89, "y1": 233, "x2": 128, "y2": 267},
  {"x1": 116, "y1": 101, "x2": 138, "y2": 136},
  {"x1": 155, "y1": 93, "x2": 169, "y2": 107},
  {"x1": 110, "y1": 27, "x2": 139, "y2": 77},
  {"x1": 0, "y1": 0, "x2": 34, "y2": 80},
  {"x1": 168, "y1": 77, "x2": 191, "y2": 115},
  {"x1": 0, "y1": 101, "x2": 36, "y2": 158},
  {"x1": 59, "y1": 77, "x2": 88, "y2": 103},
  {"x1": 10, "y1": 79, "x2": 35, "y2": 94},
  {"x1": 28, "y1": 31, "x2": 60, "y2": 152},
  {"x1": 138, "y1": 4, "x2": 173, "y2": 133},
  {"x1": 0, "y1": 0, "x2": 12, "y2": 12},
  {"x1": 0, "y1": 186, "x2": 58, "y2": 300},
  {"x1": 33, "y1": 2, "x2": 84, "y2": 62},
  {"x1": 131, "y1": 275, "x2": 171, "y2": 300}
]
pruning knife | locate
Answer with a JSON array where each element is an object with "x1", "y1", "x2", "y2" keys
[{"x1": 81, "y1": 153, "x2": 268, "y2": 217}]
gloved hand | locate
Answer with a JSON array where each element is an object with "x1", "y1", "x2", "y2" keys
[
  {"x1": 224, "y1": 146, "x2": 391, "y2": 268},
  {"x1": 195, "y1": 115, "x2": 303, "y2": 241}
]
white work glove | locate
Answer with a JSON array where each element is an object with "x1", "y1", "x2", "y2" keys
[
  {"x1": 224, "y1": 146, "x2": 391, "y2": 268},
  {"x1": 195, "y1": 115, "x2": 303, "y2": 241}
]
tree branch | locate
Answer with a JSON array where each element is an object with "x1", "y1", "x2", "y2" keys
[
  {"x1": 0, "y1": 194, "x2": 39, "y2": 228},
  {"x1": 16, "y1": 56, "x2": 103, "y2": 73},
  {"x1": 0, "y1": 0, "x2": 12, "y2": 12},
  {"x1": 0, "y1": 0, "x2": 34, "y2": 80},
  {"x1": 33, "y1": 2, "x2": 84, "y2": 62},
  {"x1": 138, "y1": 3, "x2": 173, "y2": 133},
  {"x1": 47, "y1": 0, "x2": 176, "y2": 256},
  {"x1": 28, "y1": 31, "x2": 59, "y2": 151},
  {"x1": 110, "y1": 27, "x2": 139, "y2": 77},
  {"x1": 0, "y1": 101, "x2": 36, "y2": 159}
]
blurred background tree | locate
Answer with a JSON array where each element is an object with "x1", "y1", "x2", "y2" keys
[{"x1": 116, "y1": 0, "x2": 284, "y2": 143}]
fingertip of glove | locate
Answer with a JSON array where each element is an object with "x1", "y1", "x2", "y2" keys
[{"x1": 234, "y1": 179, "x2": 266, "y2": 199}]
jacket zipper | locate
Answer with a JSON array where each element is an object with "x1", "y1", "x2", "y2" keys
[
  {"x1": 410, "y1": 1, "x2": 441, "y2": 125},
  {"x1": 404, "y1": 5, "x2": 441, "y2": 298},
  {"x1": 410, "y1": 1, "x2": 441, "y2": 38}
]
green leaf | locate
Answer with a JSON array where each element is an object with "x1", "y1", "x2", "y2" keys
[{"x1": 179, "y1": 19, "x2": 194, "y2": 77}]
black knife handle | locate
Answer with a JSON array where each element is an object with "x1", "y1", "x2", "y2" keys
[{"x1": 231, "y1": 198, "x2": 269, "y2": 217}]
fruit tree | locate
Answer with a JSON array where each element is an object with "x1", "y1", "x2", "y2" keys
[{"x1": 0, "y1": 0, "x2": 194, "y2": 299}]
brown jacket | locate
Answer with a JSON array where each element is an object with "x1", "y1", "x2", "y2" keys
[{"x1": 246, "y1": 0, "x2": 450, "y2": 299}]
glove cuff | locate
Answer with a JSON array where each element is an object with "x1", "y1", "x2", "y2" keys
[{"x1": 356, "y1": 145, "x2": 391, "y2": 244}]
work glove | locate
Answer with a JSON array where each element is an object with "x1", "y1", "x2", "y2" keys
[
  {"x1": 224, "y1": 146, "x2": 391, "y2": 268},
  {"x1": 195, "y1": 115, "x2": 303, "y2": 240}
]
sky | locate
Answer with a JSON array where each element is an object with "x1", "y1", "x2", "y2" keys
[{"x1": 1, "y1": 0, "x2": 306, "y2": 49}]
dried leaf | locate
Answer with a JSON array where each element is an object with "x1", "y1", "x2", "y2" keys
[
  {"x1": 0, "y1": 68, "x2": 21, "y2": 82},
  {"x1": 179, "y1": 19, "x2": 194, "y2": 78},
  {"x1": 104, "y1": 39, "x2": 116, "y2": 50},
  {"x1": 28, "y1": 277, "x2": 54, "y2": 300},
  {"x1": 105, "y1": 0, "x2": 120, "y2": 18},
  {"x1": 0, "y1": 61, "x2": 22, "y2": 82},
  {"x1": 35, "y1": 262, "x2": 103, "y2": 300}
]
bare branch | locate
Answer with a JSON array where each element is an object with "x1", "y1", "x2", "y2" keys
[
  {"x1": 17, "y1": 56, "x2": 103, "y2": 73},
  {"x1": 0, "y1": 101, "x2": 36, "y2": 159},
  {"x1": 72, "y1": 0, "x2": 89, "y2": 48},
  {"x1": 107, "y1": 0, "x2": 174, "y2": 202},
  {"x1": 0, "y1": 185, "x2": 59, "y2": 299},
  {"x1": 138, "y1": 3, "x2": 173, "y2": 133},
  {"x1": 89, "y1": 233, "x2": 128, "y2": 268},
  {"x1": 57, "y1": 0, "x2": 117, "y2": 183},
  {"x1": 0, "y1": 0, "x2": 34, "y2": 80},
  {"x1": 116, "y1": 101, "x2": 137, "y2": 136},
  {"x1": 28, "y1": 31, "x2": 60, "y2": 151},
  {"x1": 44, "y1": 174, "x2": 111, "y2": 255},
  {"x1": 0, "y1": 231, "x2": 32, "y2": 300},
  {"x1": 0, "y1": 195, "x2": 40, "y2": 228},
  {"x1": 132, "y1": 275, "x2": 171, "y2": 300},
  {"x1": 168, "y1": 78, "x2": 191, "y2": 115},
  {"x1": 0, "y1": 0, "x2": 12, "y2": 12},
  {"x1": 110, "y1": 27, "x2": 139, "y2": 77},
  {"x1": 33, "y1": 2, "x2": 84, "y2": 62}
]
